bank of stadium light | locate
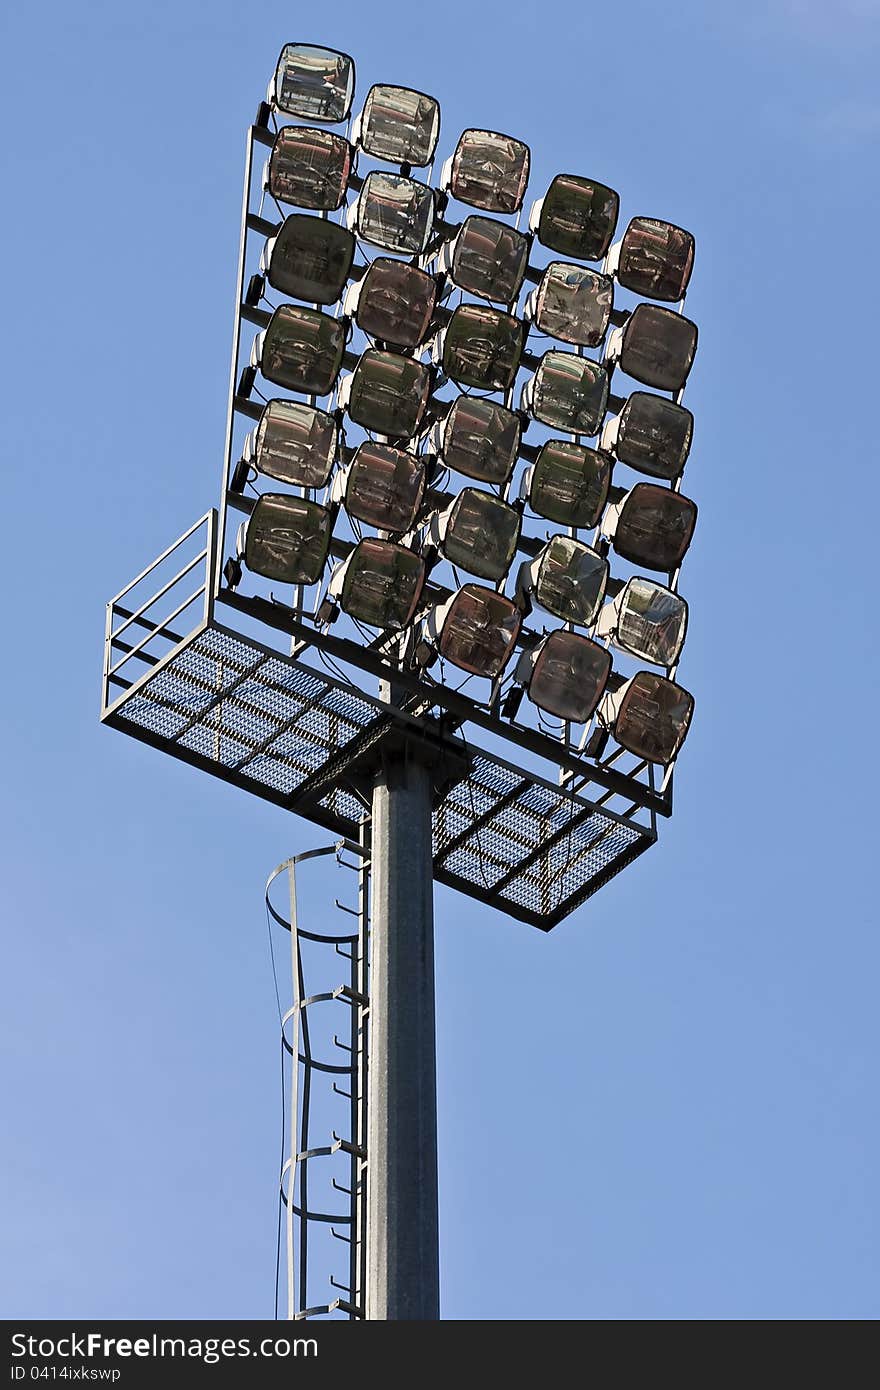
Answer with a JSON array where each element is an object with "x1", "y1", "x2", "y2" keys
[{"x1": 103, "y1": 37, "x2": 711, "y2": 1322}]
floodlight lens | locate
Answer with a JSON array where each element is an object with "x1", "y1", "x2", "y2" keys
[
  {"x1": 340, "y1": 539, "x2": 425, "y2": 629},
  {"x1": 613, "y1": 483, "x2": 697, "y2": 571},
  {"x1": 448, "y1": 129, "x2": 530, "y2": 213},
  {"x1": 528, "y1": 441, "x2": 611, "y2": 527},
  {"x1": 440, "y1": 397, "x2": 521, "y2": 483},
  {"x1": 617, "y1": 218, "x2": 695, "y2": 302},
  {"x1": 346, "y1": 350, "x2": 432, "y2": 437},
  {"x1": 355, "y1": 259, "x2": 437, "y2": 348},
  {"x1": 532, "y1": 263, "x2": 613, "y2": 347},
  {"x1": 252, "y1": 400, "x2": 337, "y2": 487},
  {"x1": 267, "y1": 127, "x2": 352, "y2": 211},
  {"x1": 613, "y1": 671, "x2": 694, "y2": 764},
  {"x1": 450, "y1": 217, "x2": 530, "y2": 303},
  {"x1": 355, "y1": 171, "x2": 434, "y2": 254},
  {"x1": 274, "y1": 44, "x2": 355, "y2": 122},
  {"x1": 442, "y1": 305, "x2": 523, "y2": 391},
  {"x1": 537, "y1": 175, "x2": 619, "y2": 260},
  {"x1": 525, "y1": 352, "x2": 609, "y2": 435},
  {"x1": 528, "y1": 631, "x2": 611, "y2": 723},
  {"x1": 441, "y1": 489, "x2": 520, "y2": 581},
  {"x1": 615, "y1": 392, "x2": 693, "y2": 480},
  {"x1": 359, "y1": 85, "x2": 440, "y2": 166},
  {"x1": 438, "y1": 585, "x2": 521, "y2": 676},
  {"x1": 266, "y1": 215, "x2": 355, "y2": 304},
  {"x1": 618, "y1": 304, "x2": 698, "y2": 391},
  {"x1": 533, "y1": 536, "x2": 608, "y2": 625},
  {"x1": 344, "y1": 444, "x2": 426, "y2": 532},
  {"x1": 244, "y1": 494, "x2": 331, "y2": 584},
  {"x1": 615, "y1": 577, "x2": 688, "y2": 665},
  {"x1": 260, "y1": 306, "x2": 346, "y2": 394}
]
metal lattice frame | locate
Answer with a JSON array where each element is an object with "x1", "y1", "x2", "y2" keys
[{"x1": 101, "y1": 512, "x2": 656, "y2": 929}]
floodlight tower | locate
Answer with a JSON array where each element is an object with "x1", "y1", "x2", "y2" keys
[{"x1": 101, "y1": 41, "x2": 703, "y2": 1320}]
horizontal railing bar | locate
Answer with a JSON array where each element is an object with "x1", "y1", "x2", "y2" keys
[
  {"x1": 112, "y1": 605, "x2": 190, "y2": 649},
  {"x1": 110, "y1": 549, "x2": 207, "y2": 644},
  {"x1": 108, "y1": 586, "x2": 206, "y2": 677},
  {"x1": 106, "y1": 513, "x2": 212, "y2": 608}
]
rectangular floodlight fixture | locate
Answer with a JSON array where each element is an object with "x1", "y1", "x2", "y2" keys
[
  {"x1": 518, "y1": 536, "x2": 608, "y2": 626},
  {"x1": 252, "y1": 305, "x2": 347, "y2": 395},
  {"x1": 348, "y1": 170, "x2": 435, "y2": 254},
  {"x1": 518, "y1": 630, "x2": 611, "y2": 724},
  {"x1": 431, "y1": 397, "x2": 521, "y2": 484},
  {"x1": 239, "y1": 494, "x2": 332, "y2": 585},
  {"x1": 426, "y1": 584, "x2": 522, "y2": 677},
  {"x1": 344, "y1": 258, "x2": 438, "y2": 348},
  {"x1": 601, "y1": 392, "x2": 693, "y2": 481},
  {"x1": 606, "y1": 303, "x2": 698, "y2": 392},
  {"x1": 429, "y1": 488, "x2": 521, "y2": 582},
  {"x1": 595, "y1": 576, "x2": 688, "y2": 666},
  {"x1": 242, "y1": 400, "x2": 338, "y2": 488},
  {"x1": 442, "y1": 129, "x2": 530, "y2": 213},
  {"x1": 265, "y1": 127, "x2": 353, "y2": 211},
  {"x1": 606, "y1": 217, "x2": 695, "y2": 302},
  {"x1": 520, "y1": 351, "x2": 610, "y2": 434},
  {"x1": 435, "y1": 304, "x2": 524, "y2": 392},
  {"x1": 353, "y1": 84, "x2": 440, "y2": 166},
  {"x1": 332, "y1": 442, "x2": 426, "y2": 533},
  {"x1": 600, "y1": 671, "x2": 694, "y2": 765},
  {"x1": 530, "y1": 175, "x2": 619, "y2": 261},
  {"x1": 262, "y1": 215, "x2": 355, "y2": 304},
  {"x1": 271, "y1": 43, "x2": 355, "y2": 122},
  {"x1": 329, "y1": 538, "x2": 426, "y2": 629},
  {"x1": 604, "y1": 482, "x2": 698, "y2": 572},
  {"x1": 438, "y1": 215, "x2": 530, "y2": 304},
  {"x1": 524, "y1": 263, "x2": 614, "y2": 347},
  {"x1": 523, "y1": 440, "x2": 611, "y2": 528},
  {"x1": 337, "y1": 350, "x2": 433, "y2": 438}
]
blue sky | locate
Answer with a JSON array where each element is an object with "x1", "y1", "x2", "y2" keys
[{"x1": 1, "y1": 0, "x2": 878, "y2": 1320}]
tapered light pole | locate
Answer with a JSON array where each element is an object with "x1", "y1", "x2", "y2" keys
[{"x1": 367, "y1": 744, "x2": 440, "y2": 1319}]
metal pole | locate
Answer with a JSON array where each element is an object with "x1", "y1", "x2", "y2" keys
[{"x1": 366, "y1": 742, "x2": 440, "y2": 1320}]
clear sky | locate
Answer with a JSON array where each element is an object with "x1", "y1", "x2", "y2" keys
[{"x1": 1, "y1": 0, "x2": 878, "y2": 1321}]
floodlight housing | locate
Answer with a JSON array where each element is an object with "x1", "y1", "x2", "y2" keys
[
  {"x1": 343, "y1": 258, "x2": 437, "y2": 348},
  {"x1": 329, "y1": 538, "x2": 426, "y2": 629},
  {"x1": 521, "y1": 351, "x2": 609, "y2": 435},
  {"x1": 439, "y1": 216, "x2": 530, "y2": 304},
  {"x1": 605, "y1": 482, "x2": 697, "y2": 572},
  {"x1": 266, "y1": 127, "x2": 354, "y2": 211},
  {"x1": 607, "y1": 217, "x2": 695, "y2": 302},
  {"x1": 518, "y1": 630, "x2": 611, "y2": 724},
  {"x1": 601, "y1": 392, "x2": 693, "y2": 481},
  {"x1": 333, "y1": 442, "x2": 426, "y2": 532},
  {"x1": 519, "y1": 535, "x2": 608, "y2": 626},
  {"x1": 596, "y1": 576, "x2": 688, "y2": 666},
  {"x1": 432, "y1": 396, "x2": 522, "y2": 484},
  {"x1": 437, "y1": 304, "x2": 524, "y2": 392},
  {"x1": 442, "y1": 129, "x2": 530, "y2": 214},
  {"x1": 524, "y1": 441, "x2": 612, "y2": 528},
  {"x1": 525, "y1": 263, "x2": 613, "y2": 348},
  {"x1": 607, "y1": 303, "x2": 698, "y2": 392},
  {"x1": 262, "y1": 215, "x2": 355, "y2": 304},
  {"x1": 530, "y1": 175, "x2": 619, "y2": 261},
  {"x1": 601, "y1": 671, "x2": 694, "y2": 764},
  {"x1": 337, "y1": 349, "x2": 432, "y2": 438},
  {"x1": 349, "y1": 170, "x2": 434, "y2": 254},
  {"x1": 353, "y1": 84, "x2": 440, "y2": 166},
  {"x1": 242, "y1": 400, "x2": 338, "y2": 488},
  {"x1": 253, "y1": 305, "x2": 347, "y2": 395},
  {"x1": 427, "y1": 584, "x2": 521, "y2": 677},
  {"x1": 429, "y1": 488, "x2": 521, "y2": 582},
  {"x1": 240, "y1": 494, "x2": 332, "y2": 584},
  {"x1": 272, "y1": 44, "x2": 355, "y2": 122}
]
